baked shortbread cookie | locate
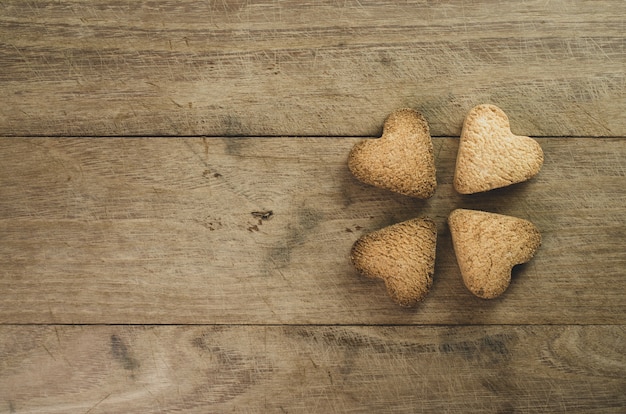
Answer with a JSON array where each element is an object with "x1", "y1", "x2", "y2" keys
[
  {"x1": 454, "y1": 104, "x2": 543, "y2": 194},
  {"x1": 348, "y1": 109, "x2": 437, "y2": 198},
  {"x1": 351, "y1": 218, "x2": 436, "y2": 307},
  {"x1": 448, "y1": 209, "x2": 541, "y2": 299}
]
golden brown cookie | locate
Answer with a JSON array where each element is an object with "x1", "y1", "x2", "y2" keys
[
  {"x1": 448, "y1": 209, "x2": 541, "y2": 299},
  {"x1": 350, "y1": 217, "x2": 437, "y2": 306},
  {"x1": 454, "y1": 104, "x2": 543, "y2": 194},
  {"x1": 348, "y1": 109, "x2": 437, "y2": 198}
]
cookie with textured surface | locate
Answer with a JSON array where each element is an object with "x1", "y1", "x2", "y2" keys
[
  {"x1": 351, "y1": 217, "x2": 437, "y2": 307},
  {"x1": 348, "y1": 109, "x2": 437, "y2": 198},
  {"x1": 448, "y1": 209, "x2": 541, "y2": 299},
  {"x1": 454, "y1": 104, "x2": 543, "y2": 194}
]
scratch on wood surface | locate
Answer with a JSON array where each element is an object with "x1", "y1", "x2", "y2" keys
[
  {"x1": 202, "y1": 137, "x2": 209, "y2": 159},
  {"x1": 84, "y1": 393, "x2": 111, "y2": 414},
  {"x1": 54, "y1": 327, "x2": 62, "y2": 346},
  {"x1": 41, "y1": 343, "x2": 56, "y2": 361},
  {"x1": 169, "y1": 98, "x2": 183, "y2": 108},
  {"x1": 573, "y1": 103, "x2": 613, "y2": 135}
]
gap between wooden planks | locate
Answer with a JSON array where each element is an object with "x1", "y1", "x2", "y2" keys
[{"x1": 0, "y1": 137, "x2": 624, "y2": 325}]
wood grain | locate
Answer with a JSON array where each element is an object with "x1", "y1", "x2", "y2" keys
[
  {"x1": 0, "y1": 325, "x2": 624, "y2": 413},
  {"x1": 1, "y1": 137, "x2": 624, "y2": 324},
  {"x1": 1, "y1": 0, "x2": 624, "y2": 137},
  {"x1": 2, "y1": 2, "x2": 624, "y2": 411}
]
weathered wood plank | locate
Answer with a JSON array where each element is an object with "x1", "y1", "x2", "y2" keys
[
  {"x1": 1, "y1": 0, "x2": 624, "y2": 136},
  {"x1": 0, "y1": 137, "x2": 624, "y2": 324},
  {"x1": 0, "y1": 325, "x2": 624, "y2": 413}
]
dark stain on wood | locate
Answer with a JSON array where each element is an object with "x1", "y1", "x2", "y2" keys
[
  {"x1": 194, "y1": 216, "x2": 223, "y2": 231},
  {"x1": 439, "y1": 333, "x2": 514, "y2": 364},
  {"x1": 220, "y1": 115, "x2": 246, "y2": 137},
  {"x1": 294, "y1": 327, "x2": 516, "y2": 365},
  {"x1": 266, "y1": 206, "x2": 323, "y2": 269},
  {"x1": 190, "y1": 332, "x2": 274, "y2": 404},
  {"x1": 496, "y1": 403, "x2": 516, "y2": 414},
  {"x1": 202, "y1": 137, "x2": 209, "y2": 159},
  {"x1": 110, "y1": 334, "x2": 139, "y2": 373},
  {"x1": 297, "y1": 207, "x2": 323, "y2": 231},
  {"x1": 202, "y1": 169, "x2": 222, "y2": 179}
]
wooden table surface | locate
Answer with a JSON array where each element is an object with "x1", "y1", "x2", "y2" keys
[{"x1": 1, "y1": 1, "x2": 625, "y2": 412}]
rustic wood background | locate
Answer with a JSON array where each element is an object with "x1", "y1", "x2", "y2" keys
[{"x1": 1, "y1": 1, "x2": 625, "y2": 412}]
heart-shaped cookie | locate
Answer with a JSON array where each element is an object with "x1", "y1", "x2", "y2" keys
[
  {"x1": 348, "y1": 109, "x2": 437, "y2": 198},
  {"x1": 350, "y1": 217, "x2": 436, "y2": 307},
  {"x1": 454, "y1": 104, "x2": 543, "y2": 194},
  {"x1": 448, "y1": 209, "x2": 541, "y2": 299}
]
